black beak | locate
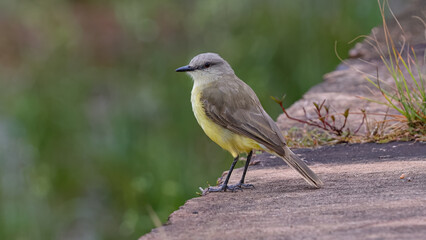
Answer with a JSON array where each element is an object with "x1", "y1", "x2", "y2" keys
[{"x1": 175, "y1": 65, "x2": 195, "y2": 72}]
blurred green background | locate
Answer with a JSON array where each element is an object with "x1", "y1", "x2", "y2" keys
[{"x1": 0, "y1": 0, "x2": 383, "y2": 239}]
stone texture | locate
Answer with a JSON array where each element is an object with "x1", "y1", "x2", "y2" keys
[{"x1": 141, "y1": 142, "x2": 426, "y2": 240}]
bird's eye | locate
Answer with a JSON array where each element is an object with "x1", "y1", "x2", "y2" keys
[{"x1": 204, "y1": 62, "x2": 211, "y2": 68}]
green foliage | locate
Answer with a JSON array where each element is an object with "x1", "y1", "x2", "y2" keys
[
  {"x1": 0, "y1": 0, "x2": 381, "y2": 239},
  {"x1": 364, "y1": 48, "x2": 426, "y2": 124},
  {"x1": 362, "y1": 1, "x2": 426, "y2": 131}
]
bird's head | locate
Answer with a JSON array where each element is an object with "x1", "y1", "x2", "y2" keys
[{"x1": 176, "y1": 53, "x2": 235, "y2": 82}]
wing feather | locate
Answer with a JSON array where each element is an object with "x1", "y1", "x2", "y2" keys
[{"x1": 201, "y1": 78, "x2": 286, "y2": 155}]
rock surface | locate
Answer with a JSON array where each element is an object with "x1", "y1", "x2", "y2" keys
[{"x1": 141, "y1": 142, "x2": 426, "y2": 240}]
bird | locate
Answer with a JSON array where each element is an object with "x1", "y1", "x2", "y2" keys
[{"x1": 176, "y1": 53, "x2": 323, "y2": 193}]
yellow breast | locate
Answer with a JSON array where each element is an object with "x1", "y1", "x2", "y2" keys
[{"x1": 191, "y1": 85, "x2": 261, "y2": 157}]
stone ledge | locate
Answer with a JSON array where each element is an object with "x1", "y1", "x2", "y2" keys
[{"x1": 141, "y1": 142, "x2": 426, "y2": 240}]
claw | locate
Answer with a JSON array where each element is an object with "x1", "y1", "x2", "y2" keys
[
  {"x1": 240, "y1": 183, "x2": 255, "y2": 189},
  {"x1": 201, "y1": 184, "x2": 226, "y2": 195},
  {"x1": 227, "y1": 183, "x2": 255, "y2": 191},
  {"x1": 201, "y1": 183, "x2": 255, "y2": 195}
]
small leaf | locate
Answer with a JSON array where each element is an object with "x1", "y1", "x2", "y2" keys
[
  {"x1": 313, "y1": 102, "x2": 319, "y2": 111},
  {"x1": 270, "y1": 96, "x2": 282, "y2": 104},
  {"x1": 331, "y1": 115, "x2": 335, "y2": 122},
  {"x1": 343, "y1": 108, "x2": 350, "y2": 118}
]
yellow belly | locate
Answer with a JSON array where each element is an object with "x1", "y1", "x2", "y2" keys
[{"x1": 191, "y1": 86, "x2": 261, "y2": 157}]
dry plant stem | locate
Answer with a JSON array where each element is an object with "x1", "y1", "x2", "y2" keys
[
  {"x1": 353, "y1": 110, "x2": 367, "y2": 135},
  {"x1": 278, "y1": 101, "x2": 332, "y2": 133},
  {"x1": 275, "y1": 99, "x2": 365, "y2": 137}
]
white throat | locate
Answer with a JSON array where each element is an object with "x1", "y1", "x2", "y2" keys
[{"x1": 188, "y1": 71, "x2": 219, "y2": 88}]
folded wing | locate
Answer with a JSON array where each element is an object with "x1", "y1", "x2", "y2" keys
[{"x1": 201, "y1": 78, "x2": 286, "y2": 156}]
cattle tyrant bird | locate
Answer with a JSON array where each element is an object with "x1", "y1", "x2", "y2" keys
[{"x1": 176, "y1": 53, "x2": 323, "y2": 194}]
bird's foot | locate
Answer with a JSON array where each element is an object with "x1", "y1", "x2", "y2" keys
[
  {"x1": 227, "y1": 183, "x2": 255, "y2": 191},
  {"x1": 201, "y1": 183, "x2": 254, "y2": 195}
]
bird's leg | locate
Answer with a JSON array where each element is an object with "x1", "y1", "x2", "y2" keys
[
  {"x1": 239, "y1": 150, "x2": 253, "y2": 185},
  {"x1": 205, "y1": 155, "x2": 239, "y2": 193},
  {"x1": 227, "y1": 150, "x2": 255, "y2": 190}
]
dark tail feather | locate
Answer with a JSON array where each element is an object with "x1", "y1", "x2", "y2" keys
[{"x1": 280, "y1": 146, "x2": 323, "y2": 188}]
